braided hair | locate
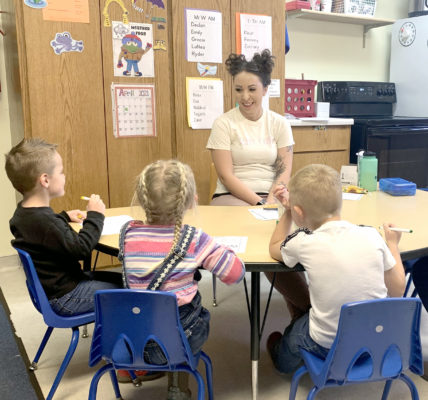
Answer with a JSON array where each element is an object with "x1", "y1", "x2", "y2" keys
[
  {"x1": 225, "y1": 49, "x2": 275, "y2": 87},
  {"x1": 134, "y1": 159, "x2": 197, "y2": 261}
]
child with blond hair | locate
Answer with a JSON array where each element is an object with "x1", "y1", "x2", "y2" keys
[
  {"x1": 5, "y1": 138, "x2": 122, "y2": 316},
  {"x1": 267, "y1": 164, "x2": 405, "y2": 374},
  {"x1": 119, "y1": 159, "x2": 245, "y2": 395}
]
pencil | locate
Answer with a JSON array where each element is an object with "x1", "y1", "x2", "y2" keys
[
  {"x1": 379, "y1": 226, "x2": 413, "y2": 233},
  {"x1": 80, "y1": 196, "x2": 90, "y2": 201}
]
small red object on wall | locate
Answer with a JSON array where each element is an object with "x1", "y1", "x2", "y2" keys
[{"x1": 285, "y1": 1, "x2": 312, "y2": 11}]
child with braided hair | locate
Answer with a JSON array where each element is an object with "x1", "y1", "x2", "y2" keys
[{"x1": 119, "y1": 160, "x2": 245, "y2": 396}]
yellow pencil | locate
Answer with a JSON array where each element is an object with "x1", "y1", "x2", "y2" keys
[{"x1": 80, "y1": 196, "x2": 90, "y2": 201}]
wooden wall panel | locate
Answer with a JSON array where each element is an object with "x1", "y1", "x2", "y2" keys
[
  {"x1": 231, "y1": 0, "x2": 286, "y2": 115},
  {"x1": 172, "y1": 0, "x2": 232, "y2": 205},
  {"x1": 15, "y1": 2, "x2": 109, "y2": 212},
  {"x1": 100, "y1": 1, "x2": 174, "y2": 207}
]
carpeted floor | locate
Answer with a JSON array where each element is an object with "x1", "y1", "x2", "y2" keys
[{"x1": 0, "y1": 288, "x2": 42, "y2": 400}]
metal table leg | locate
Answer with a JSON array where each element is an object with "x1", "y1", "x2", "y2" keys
[{"x1": 250, "y1": 271, "x2": 260, "y2": 400}]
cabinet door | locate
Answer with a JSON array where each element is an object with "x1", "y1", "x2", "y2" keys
[
  {"x1": 99, "y1": 1, "x2": 173, "y2": 207},
  {"x1": 172, "y1": 0, "x2": 232, "y2": 205},
  {"x1": 15, "y1": 1, "x2": 109, "y2": 212},
  {"x1": 293, "y1": 126, "x2": 351, "y2": 174}
]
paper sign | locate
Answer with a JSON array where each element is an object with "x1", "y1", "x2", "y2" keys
[
  {"x1": 186, "y1": 78, "x2": 224, "y2": 130},
  {"x1": 268, "y1": 79, "x2": 281, "y2": 98},
  {"x1": 185, "y1": 9, "x2": 222, "y2": 63},
  {"x1": 213, "y1": 236, "x2": 248, "y2": 253},
  {"x1": 112, "y1": 21, "x2": 154, "y2": 78},
  {"x1": 236, "y1": 13, "x2": 272, "y2": 60},
  {"x1": 111, "y1": 84, "x2": 156, "y2": 137},
  {"x1": 43, "y1": 0, "x2": 90, "y2": 23}
]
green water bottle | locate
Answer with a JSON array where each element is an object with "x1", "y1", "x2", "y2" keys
[{"x1": 358, "y1": 150, "x2": 378, "y2": 192}]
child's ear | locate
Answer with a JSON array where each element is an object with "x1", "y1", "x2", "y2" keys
[
  {"x1": 293, "y1": 205, "x2": 304, "y2": 220},
  {"x1": 39, "y1": 173, "x2": 49, "y2": 189}
]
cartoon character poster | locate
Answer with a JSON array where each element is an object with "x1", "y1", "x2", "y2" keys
[{"x1": 112, "y1": 21, "x2": 154, "y2": 77}]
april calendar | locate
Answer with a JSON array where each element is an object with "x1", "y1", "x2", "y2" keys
[{"x1": 111, "y1": 84, "x2": 156, "y2": 137}]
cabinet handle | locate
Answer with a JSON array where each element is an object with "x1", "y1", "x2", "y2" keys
[{"x1": 314, "y1": 125, "x2": 326, "y2": 131}]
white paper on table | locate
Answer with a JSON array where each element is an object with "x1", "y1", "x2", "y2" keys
[
  {"x1": 248, "y1": 208, "x2": 279, "y2": 220},
  {"x1": 102, "y1": 215, "x2": 133, "y2": 235},
  {"x1": 213, "y1": 236, "x2": 248, "y2": 253},
  {"x1": 342, "y1": 193, "x2": 363, "y2": 201}
]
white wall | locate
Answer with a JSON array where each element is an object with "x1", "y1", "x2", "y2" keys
[
  {"x1": 0, "y1": 23, "x2": 17, "y2": 256},
  {"x1": 285, "y1": 0, "x2": 408, "y2": 81}
]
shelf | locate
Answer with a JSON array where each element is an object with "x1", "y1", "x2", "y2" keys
[{"x1": 286, "y1": 9, "x2": 395, "y2": 47}]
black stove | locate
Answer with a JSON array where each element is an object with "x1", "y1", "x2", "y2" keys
[{"x1": 318, "y1": 81, "x2": 428, "y2": 188}]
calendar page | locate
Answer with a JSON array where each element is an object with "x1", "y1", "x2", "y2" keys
[{"x1": 111, "y1": 84, "x2": 156, "y2": 137}]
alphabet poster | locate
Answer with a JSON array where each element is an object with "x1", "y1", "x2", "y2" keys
[
  {"x1": 111, "y1": 84, "x2": 156, "y2": 137},
  {"x1": 185, "y1": 8, "x2": 222, "y2": 63},
  {"x1": 112, "y1": 21, "x2": 154, "y2": 77},
  {"x1": 236, "y1": 13, "x2": 272, "y2": 60},
  {"x1": 186, "y1": 77, "x2": 223, "y2": 130}
]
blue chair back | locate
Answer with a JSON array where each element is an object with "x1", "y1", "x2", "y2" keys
[
  {"x1": 15, "y1": 247, "x2": 93, "y2": 328},
  {"x1": 89, "y1": 289, "x2": 199, "y2": 370},
  {"x1": 306, "y1": 298, "x2": 423, "y2": 388}
]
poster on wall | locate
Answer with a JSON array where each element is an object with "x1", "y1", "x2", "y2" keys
[
  {"x1": 42, "y1": 0, "x2": 89, "y2": 23},
  {"x1": 186, "y1": 77, "x2": 223, "y2": 130},
  {"x1": 185, "y1": 8, "x2": 222, "y2": 63},
  {"x1": 112, "y1": 21, "x2": 154, "y2": 77},
  {"x1": 236, "y1": 13, "x2": 272, "y2": 60},
  {"x1": 111, "y1": 84, "x2": 156, "y2": 137}
]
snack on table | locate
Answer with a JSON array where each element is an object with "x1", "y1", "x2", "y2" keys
[{"x1": 342, "y1": 185, "x2": 368, "y2": 194}]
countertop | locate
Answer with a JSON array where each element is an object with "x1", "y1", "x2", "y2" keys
[{"x1": 288, "y1": 117, "x2": 354, "y2": 126}]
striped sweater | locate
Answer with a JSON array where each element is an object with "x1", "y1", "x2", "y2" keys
[{"x1": 122, "y1": 221, "x2": 245, "y2": 306}]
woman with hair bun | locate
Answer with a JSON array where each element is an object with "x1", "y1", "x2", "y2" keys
[{"x1": 207, "y1": 49, "x2": 294, "y2": 206}]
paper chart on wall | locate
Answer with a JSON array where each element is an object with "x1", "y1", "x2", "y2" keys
[
  {"x1": 236, "y1": 13, "x2": 272, "y2": 60},
  {"x1": 112, "y1": 21, "x2": 154, "y2": 78},
  {"x1": 186, "y1": 77, "x2": 224, "y2": 130},
  {"x1": 185, "y1": 8, "x2": 222, "y2": 63},
  {"x1": 42, "y1": 0, "x2": 89, "y2": 23},
  {"x1": 111, "y1": 84, "x2": 156, "y2": 137}
]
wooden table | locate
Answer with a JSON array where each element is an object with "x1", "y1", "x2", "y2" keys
[{"x1": 87, "y1": 190, "x2": 428, "y2": 399}]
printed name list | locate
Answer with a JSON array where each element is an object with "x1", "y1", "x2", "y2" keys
[{"x1": 185, "y1": 9, "x2": 222, "y2": 63}]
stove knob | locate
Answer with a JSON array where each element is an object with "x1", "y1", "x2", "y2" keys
[{"x1": 377, "y1": 89, "x2": 383, "y2": 96}]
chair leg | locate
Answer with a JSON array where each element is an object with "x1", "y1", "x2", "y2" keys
[
  {"x1": 89, "y1": 363, "x2": 120, "y2": 400},
  {"x1": 212, "y1": 275, "x2": 217, "y2": 307},
  {"x1": 108, "y1": 368, "x2": 123, "y2": 399},
  {"x1": 30, "y1": 326, "x2": 54, "y2": 370},
  {"x1": 188, "y1": 370, "x2": 206, "y2": 400},
  {"x1": 82, "y1": 324, "x2": 89, "y2": 338},
  {"x1": 381, "y1": 379, "x2": 393, "y2": 400},
  {"x1": 289, "y1": 365, "x2": 308, "y2": 400},
  {"x1": 200, "y1": 351, "x2": 214, "y2": 400},
  {"x1": 397, "y1": 374, "x2": 420, "y2": 400},
  {"x1": 46, "y1": 326, "x2": 80, "y2": 400}
]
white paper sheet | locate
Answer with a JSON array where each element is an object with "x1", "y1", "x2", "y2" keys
[
  {"x1": 102, "y1": 215, "x2": 133, "y2": 235},
  {"x1": 213, "y1": 236, "x2": 248, "y2": 253},
  {"x1": 248, "y1": 208, "x2": 279, "y2": 220},
  {"x1": 342, "y1": 193, "x2": 363, "y2": 201}
]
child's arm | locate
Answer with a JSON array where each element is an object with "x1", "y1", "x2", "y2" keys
[
  {"x1": 382, "y1": 223, "x2": 406, "y2": 297},
  {"x1": 269, "y1": 208, "x2": 293, "y2": 261}
]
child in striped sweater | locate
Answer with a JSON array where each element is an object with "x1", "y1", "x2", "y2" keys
[{"x1": 120, "y1": 159, "x2": 245, "y2": 396}]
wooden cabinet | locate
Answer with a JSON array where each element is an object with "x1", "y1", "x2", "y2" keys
[{"x1": 292, "y1": 125, "x2": 351, "y2": 175}]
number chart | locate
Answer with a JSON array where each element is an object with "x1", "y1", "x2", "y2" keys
[{"x1": 111, "y1": 84, "x2": 156, "y2": 137}]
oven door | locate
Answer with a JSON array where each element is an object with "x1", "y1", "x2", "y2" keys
[{"x1": 366, "y1": 125, "x2": 428, "y2": 188}]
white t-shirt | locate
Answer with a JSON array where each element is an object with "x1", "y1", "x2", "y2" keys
[
  {"x1": 206, "y1": 107, "x2": 294, "y2": 194},
  {"x1": 280, "y1": 220, "x2": 396, "y2": 348}
]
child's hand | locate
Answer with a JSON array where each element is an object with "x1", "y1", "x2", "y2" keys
[
  {"x1": 86, "y1": 194, "x2": 106, "y2": 215},
  {"x1": 67, "y1": 210, "x2": 87, "y2": 223},
  {"x1": 383, "y1": 223, "x2": 402, "y2": 246},
  {"x1": 272, "y1": 184, "x2": 289, "y2": 208}
]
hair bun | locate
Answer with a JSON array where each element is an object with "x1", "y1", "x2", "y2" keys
[{"x1": 252, "y1": 49, "x2": 275, "y2": 75}]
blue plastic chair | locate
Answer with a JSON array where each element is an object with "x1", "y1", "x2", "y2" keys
[
  {"x1": 289, "y1": 298, "x2": 423, "y2": 400},
  {"x1": 14, "y1": 248, "x2": 95, "y2": 400},
  {"x1": 88, "y1": 289, "x2": 213, "y2": 400}
]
